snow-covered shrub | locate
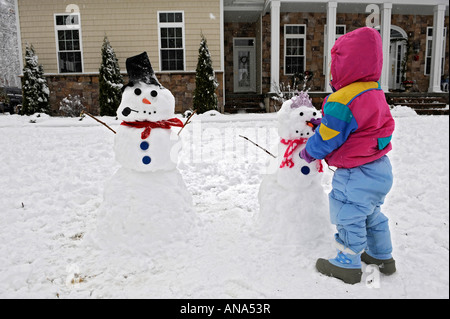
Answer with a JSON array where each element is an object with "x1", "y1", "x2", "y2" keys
[
  {"x1": 59, "y1": 94, "x2": 85, "y2": 117},
  {"x1": 21, "y1": 44, "x2": 50, "y2": 115},
  {"x1": 193, "y1": 34, "x2": 219, "y2": 114},
  {"x1": 272, "y1": 71, "x2": 314, "y2": 110},
  {"x1": 99, "y1": 36, "x2": 123, "y2": 116}
]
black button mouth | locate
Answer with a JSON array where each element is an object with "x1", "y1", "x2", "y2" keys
[
  {"x1": 122, "y1": 107, "x2": 132, "y2": 117},
  {"x1": 122, "y1": 107, "x2": 139, "y2": 117}
]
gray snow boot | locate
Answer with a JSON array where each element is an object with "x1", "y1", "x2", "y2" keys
[{"x1": 361, "y1": 252, "x2": 396, "y2": 275}]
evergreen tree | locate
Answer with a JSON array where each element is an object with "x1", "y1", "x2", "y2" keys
[
  {"x1": 193, "y1": 35, "x2": 218, "y2": 114},
  {"x1": 99, "y1": 36, "x2": 123, "y2": 116},
  {"x1": 21, "y1": 44, "x2": 50, "y2": 115}
]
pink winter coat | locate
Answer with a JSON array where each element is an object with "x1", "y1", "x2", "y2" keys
[{"x1": 305, "y1": 27, "x2": 395, "y2": 168}]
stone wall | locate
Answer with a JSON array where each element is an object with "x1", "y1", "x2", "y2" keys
[
  {"x1": 46, "y1": 72, "x2": 224, "y2": 116},
  {"x1": 47, "y1": 74, "x2": 99, "y2": 115}
]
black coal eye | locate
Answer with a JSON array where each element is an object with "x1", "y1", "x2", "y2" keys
[
  {"x1": 313, "y1": 112, "x2": 317, "y2": 116},
  {"x1": 151, "y1": 90, "x2": 158, "y2": 97},
  {"x1": 299, "y1": 112, "x2": 304, "y2": 116},
  {"x1": 134, "y1": 88, "x2": 142, "y2": 96}
]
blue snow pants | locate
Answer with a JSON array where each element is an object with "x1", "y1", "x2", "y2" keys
[{"x1": 329, "y1": 155, "x2": 394, "y2": 259}]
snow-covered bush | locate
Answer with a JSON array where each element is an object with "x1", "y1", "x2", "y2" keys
[
  {"x1": 193, "y1": 35, "x2": 219, "y2": 114},
  {"x1": 21, "y1": 44, "x2": 50, "y2": 115},
  {"x1": 99, "y1": 36, "x2": 123, "y2": 116},
  {"x1": 59, "y1": 94, "x2": 85, "y2": 117},
  {"x1": 272, "y1": 71, "x2": 314, "y2": 109}
]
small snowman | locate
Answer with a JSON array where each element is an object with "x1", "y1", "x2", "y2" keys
[
  {"x1": 257, "y1": 92, "x2": 331, "y2": 246},
  {"x1": 276, "y1": 92, "x2": 323, "y2": 190},
  {"x1": 89, "y1": 52, "x2": 197, "y2": 255}
]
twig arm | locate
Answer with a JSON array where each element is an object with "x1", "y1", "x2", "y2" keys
[
  {"x1": 81, "y1": 111, "x2": 116, "y2": 134},
  {"x1": 178, "y1": 109, "x2": 197, "y2": 136},
  {"x1": 239, "y1": 135, "x2": 276, "y2": 158}
]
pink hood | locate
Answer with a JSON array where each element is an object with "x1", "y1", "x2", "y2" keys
[{"x1": 330, "y1": 27, "x2": 383, "y2": 91}]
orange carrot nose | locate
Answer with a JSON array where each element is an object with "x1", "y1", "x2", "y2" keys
[
  {"x1": 306, "y1": 121, "x2": 314, "y2": 128},
  {"x1": 142, "y1": 98, "x2": 151, "y2": 105}
]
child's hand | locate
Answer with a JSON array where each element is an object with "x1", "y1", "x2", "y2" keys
[
  {"x1": 300, "y1": 148, "x2": 316, "y2": 163},
  {"x1": 306, "y1": 118, "x2": 322, "y2": 132}
]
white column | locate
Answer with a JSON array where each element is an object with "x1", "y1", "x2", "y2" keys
[
  {"x1": 270, "y1": 0, "x2": 281, "y2": 93},
  {"x1": 380, "y1": 3, "x2": 392, "y2": 93},
  {"x1": 428, "y1": 4, "x2": 446, "y2": 93},
  {"x1": 325, "y1": 1, "x2": 337, "y2": 93}
]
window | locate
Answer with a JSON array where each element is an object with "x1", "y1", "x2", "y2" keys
[
  {"x1": 323, "y1": 25, "x2": 346, "y2": 74},
  {"x1": 425, "y1": 27, "x2": 447, "y2": 76},
  {"x1": 54, "y1": 13, "x2": 83, "y2": 73},
  {"x1": 158, "y1": 11, "x2": 185, "y2": 71},
  {"x1": 284, "y1": 25, "x2": 306, "y2": 75}
]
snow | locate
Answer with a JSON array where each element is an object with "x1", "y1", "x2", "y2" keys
[{"x1": 0, "y1": 108, "x2": 448, "y2": 299}]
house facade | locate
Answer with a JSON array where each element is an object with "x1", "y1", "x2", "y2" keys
[{"x1": 15, "y1": 0, "x2": 449, "y2": 114}]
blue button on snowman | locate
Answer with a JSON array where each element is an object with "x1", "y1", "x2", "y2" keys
[{"x1": 140, "y1": 141, "x2": 152, "y2": 165}]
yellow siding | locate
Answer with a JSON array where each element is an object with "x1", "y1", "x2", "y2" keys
[{"x1": 18, "y1": 0, "x2": 222, "y2": 74}]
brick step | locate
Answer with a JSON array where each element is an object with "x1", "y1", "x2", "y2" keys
[
  {"x1": 388, "y1": 96, "x2": 449, "y2": 104},
  {"x1": 225, "y1": 94, "x2": 266, "y2": 113},
  {"x1": 393, "y1": 103, "x2": 448, "y2": 109},
  {"x1": 224, "y1": 105, "x2": 266, "y2": 114},
  {"x1": 387, "y1": 94, "x2": 448, "y2": 115},
  {"x1": 415, "y1": 109, "x2": 449, "y2": 115}
]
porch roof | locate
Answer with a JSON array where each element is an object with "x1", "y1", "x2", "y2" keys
[{"x1": 224, "y1": 0, "x2": 449, "y2": 23}]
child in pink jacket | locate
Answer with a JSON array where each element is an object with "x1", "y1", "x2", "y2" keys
[{"x1": 300, "y1": 27, "x2": 396, "y2": 284}]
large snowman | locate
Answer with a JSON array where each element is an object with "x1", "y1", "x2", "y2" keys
[
  {"x1": 89, "y1": 52, "x2": 197, "y2": 255},
  {"x1": 257, "y1": 92, "x2": 331, "y2": 246}
]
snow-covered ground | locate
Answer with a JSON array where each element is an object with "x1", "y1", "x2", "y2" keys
[{"x1": 0, "y1": 107, "x2": 448, "y2": 299}]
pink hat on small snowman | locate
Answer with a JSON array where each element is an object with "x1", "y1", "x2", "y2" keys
[{"x1": 290, "y1": 91, "x2": 314, "y2": 109}]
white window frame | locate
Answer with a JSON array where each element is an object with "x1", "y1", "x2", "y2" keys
[
  {"x1": 54, "y1": 12, "x2": 84, "y2": 74},
  {"x1": 425, "y1": 26, "x2": 447, "y2": 76},
  {"x1": 284, "y1": 24, "x2": 307, "y2": 75},
  {"x1": 323, "y1": 25, "x2": 346, "y2": 75},
  {"x1": 157, "y1": 11, "x2": 186, "y2": 72}
]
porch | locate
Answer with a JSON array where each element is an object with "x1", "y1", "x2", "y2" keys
[
  {"x1": 225, "y1": 91, "x2": 449, "y2": 115},
  {"x1": 386, "y1": 92, "x2": 449, "y2": 115},
  {"x1": 223, "y1": 0, "x2": 449, "y2": 115}
]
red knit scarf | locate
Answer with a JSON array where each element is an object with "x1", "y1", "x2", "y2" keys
[
  {"x1": 121, "y1": 118, "x2": 184, "y2": 140},
  {"x1": 280, "y1": 138, "x2": 307, "y2": 169}
]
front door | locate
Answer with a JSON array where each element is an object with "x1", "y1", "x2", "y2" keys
[
  {"x1": 388, "y1": 26, "x2": 407, "y2": 91},
  {"x1": 233, "y1": 38, "x2": 256, "y2": 93},
  {"x1": 389, "y1": 40, "x2": 405, "y2": 91}
]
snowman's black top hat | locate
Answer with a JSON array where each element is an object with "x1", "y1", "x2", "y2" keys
[{"x1": 124, "y1": 52, "x2": 161, "y2": 88}]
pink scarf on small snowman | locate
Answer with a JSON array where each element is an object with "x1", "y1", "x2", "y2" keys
[
  {"x1": 280, "y1": 137, "x2": 324, "y2": 173},
  {"x1": 280, "y1": 138, "x2": 307, "y2": 168}
]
